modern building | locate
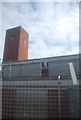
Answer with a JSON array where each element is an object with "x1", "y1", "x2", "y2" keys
[
  {"x1": 2, "y1": 26, "x2": 80, "y2": 119},
  {"x1": 2, "y1": 54, "x2": 80, "y2": 119}
]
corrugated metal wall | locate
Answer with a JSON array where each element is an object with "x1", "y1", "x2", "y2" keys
[
  {"x1": 49, "y1": 59, "x2": 79, "y2": 80},
  {"x1": 2, "y1": 62, "x2": 41, "y2": 79},
  {"x1": 21, "y1": 63, "x2": 40, "y2": 77},
  {"x1": 16, "y1": 89, "x2": 48, "y2": 118},
  {"x1": 2, "y1": 87, "x2": 79, "y2": 119},
  {"x1": 2, "y1": 58, "x2": 79, "y2": 80},
  {"x1": 2, "y1": 66, "x2": 10, "y2": 78},
  {"x1": 49, "y1": 61, "x2": 71, "y2": 79}
]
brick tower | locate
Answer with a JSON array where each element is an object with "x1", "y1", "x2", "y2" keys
[{"x1": 3, "y1": 26, "x2": 29, "y2": 62}]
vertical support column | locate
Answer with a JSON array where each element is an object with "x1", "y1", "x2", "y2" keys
[
  {"x1": 40, "y1": 58, "x2": 42, "y2": 77},
  {"x1": 58, "y1": 76, "x2": 61, "y2": 118},
  {"x1": 9, "y1": 61, "x2": 12, "y2": 79}
]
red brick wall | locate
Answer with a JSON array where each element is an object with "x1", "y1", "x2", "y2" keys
[
  {"x1": 3, "y1": 27, "x2": 20, "y2": 61},
  {"x1": 18, "y1": 27, "x2": 29, "y2": 61},
  {"x1": 3, "y1": 26, "x2": 29, "y2": 62}
]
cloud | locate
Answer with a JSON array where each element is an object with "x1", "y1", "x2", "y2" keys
[
  {"x1": 1, "y1": 2, "x2": 79, "y2": 60},
  {"x1": 1, "y1": 0, "x2": 80, "y2": 2}
]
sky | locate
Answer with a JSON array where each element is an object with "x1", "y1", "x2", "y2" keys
[{"x1": 0, "y1": 1, "x2": 80, "y2": 61}]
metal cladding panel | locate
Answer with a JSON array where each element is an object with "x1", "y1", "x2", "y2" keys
[
  {"x1": 49, "y1": 59, "x2": 79, "y2": 79},
  {"x1": 21, "y1": 63, "x2": 40, "y2": 77},
  {"x1": 2, "y1": 66, "x2": 10, "y2": 78},
  {"x1": 79, "y1": 87, "x2": 81, "y2": 117},
  {"x1": 49, "y1": 61, "x2": 71, "y2": 79},
  {"x1": 10, "y1": 64, "x2": 20, "y2": 78},
  {"x1": 16, "y1": 89, "x2": 48, "y2": 118},
  {"x1": 2, "y1": 64, "x2": 20, "y2": 79},
  {"x1": 2, "y1": 80, "x2": 73, "y2": 87},
  {"x1": 2, "y1": 62, "x2": 41, "y2": 79},
  {"x1": 72, "y1": 59, "x2": 79, "y2": 79},
  {"x1": 68, "y1": 86, "x2": 79, "y2": 118},
  {"x1": 0, "y1": 88, "x2": 2, "y2": 119}
]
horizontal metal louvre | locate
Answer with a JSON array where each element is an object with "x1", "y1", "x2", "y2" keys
[
  {"x1": 21, "y1": 63, "x2": 40, "y2": 77},
  {"x1": 73, "y1": 60, "x2": 79, "y2": 78},
  {"x1": 16, "y1": 89, "x2": 48, "y2": 118},
  {"x1": 2, "y1": 66, "x2": 10, "y2": 78},
  {"x1": 2, "y1": 55, "x2": 79, "y2": 80},
  {"x1": 49, "y1": 61, "x2": 70, "y2": 77},
  {"x1": 49, "y1": 59, "x2": 79, "y2": 79},
  {"x1": 2, "y1": 80, "x2": 73, "y2": 87},
  {"x1": 11, "y1": 65, "x2": 20, "y2": 78},
  {"x1": 2, "y1": 62, "x2": 40, "y2": 78}
]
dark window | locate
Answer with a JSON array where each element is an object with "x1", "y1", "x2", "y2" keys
[{"x1": 42, "y1": 62, "x2": 48, "y2": 67}]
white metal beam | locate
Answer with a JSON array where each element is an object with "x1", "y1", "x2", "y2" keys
[{"x1": 69, "y1": 63, "x2": 78, "y2": 85}]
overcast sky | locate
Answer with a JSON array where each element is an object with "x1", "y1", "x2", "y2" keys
[{"x1": 0, "y1": 1, "x2": 79, "y2": 61}]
